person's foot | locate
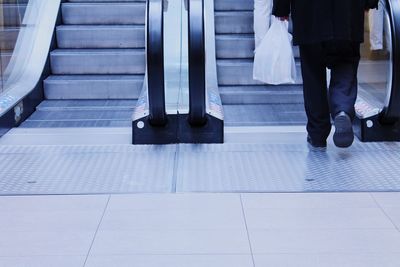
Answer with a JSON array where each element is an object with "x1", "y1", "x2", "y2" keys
[
  {"x1": 333, "y1": 111, "x2": 354, "y2": 148},
  {"x1": 307, "y1": 135, "x2": 327, "y2": 151}
]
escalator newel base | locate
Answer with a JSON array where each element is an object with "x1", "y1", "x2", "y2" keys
[
  {"x1": 179, "y1": 114, "x2": 224, "y2": 144},
  {"x1": 132, "y1": 114, "x2": 224, "y2": 145},
  {"x1": 132, "y1": 115, "x2": 179, "y2": 145},
  {"x1": 354, "y1": 114, "x2": 400, "y2": 142}
]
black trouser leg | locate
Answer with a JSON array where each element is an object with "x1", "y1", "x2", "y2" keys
[
  {"x1": 325, "y1": 41, "x2": 360, "y2": 120},
  {"x1": 299, "y1": 44, "x2": 332, "y2": 142}
]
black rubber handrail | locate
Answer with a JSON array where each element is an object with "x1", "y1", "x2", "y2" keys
[
  {"x1": 147, "y1": 0, "x2": 167, "y2": 126},
  {"x1": 381, "y1": 0, "x2": 400, "y2": 124},
  {"x1": 188, "y1": 0, "x2": 207, "y2": 126}
]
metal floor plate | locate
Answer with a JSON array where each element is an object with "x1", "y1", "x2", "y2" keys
[
  {"x1": 176, "y1": 141, "x2": 400, "y2": 193},
  {"x1": 1, "y1": 129, "x2": 400, "y2": 194},
  {"x1": 0, "y1": 145, "x2": 175, "y2": 195}
]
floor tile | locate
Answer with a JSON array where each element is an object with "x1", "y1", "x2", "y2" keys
[
  {"x1": 85, "y1": 255, "x2": 253, "y2": 267},
  {"x1": 99, "y1": 208, "x2": 246, "y2": 231},
  {"x1": 372, "y1": 193, "x2": 400, "y2": 208},
  {"x1": 249, "y1": 229, "x2": 400, "y2": 254},
  {"x1": 380, "y1": 207, "x2": 400, "y2": 229},
  {"x1": 107, "y1": 194, "x2": 242, "y2": 211},
  {"x1": 0, "y1": 195, "x2": 108, "y2": 212},
  {"x1": 0, "y1": 210, "x2": 103, "y2": 232},
  {"x1": 90, "y1": 229, "x2": 251, "y2": 255},
  {"x1": 0, "y1": 231, "x2": 94, "y2": 256},
  {"x1": 244, "y1": 208, "x2": 394, "y2": 229},
  {"x1": 0, "y1": 256, "x2": 85, "y2": 267},
  {"x1": 242, "y1": 193, "x2": 377, "y2": 209},
  {"x1": 253, "y1": 253, "x2": 400, "y2": 267}
]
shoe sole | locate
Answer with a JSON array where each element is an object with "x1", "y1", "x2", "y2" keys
[{"x1": 333, "y1": 115, "x2": 354, "y2": 148}]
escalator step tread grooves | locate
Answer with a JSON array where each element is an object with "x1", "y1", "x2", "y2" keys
[{"x1": 28, "y1": 0, "x2": 147, "y2": 128}]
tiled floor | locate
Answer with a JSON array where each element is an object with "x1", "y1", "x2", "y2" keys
[{"x1": 0, "y1": 193, "x2": 399, "y2": 267}]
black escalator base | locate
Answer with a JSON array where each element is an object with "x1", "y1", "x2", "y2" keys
[
  {"x1": 133, "y1": 115, "x2": 179, "y2": 145},
  {"x1": 355, "y1": 114, "x2": 400, "y2": 142},
  {"x1": 179, "y1": 114, "x2": 224, "y2": 144},
  {"x1": 132, "y1": 114, "x2": 223, "y2": 145}
]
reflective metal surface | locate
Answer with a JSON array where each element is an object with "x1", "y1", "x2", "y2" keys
[
  {"x1": 1, "y1": 130, "x2": 400, "y2": 194},
  {"x1": 356, "y1": 0, "x2": 392, "y2": 118}
]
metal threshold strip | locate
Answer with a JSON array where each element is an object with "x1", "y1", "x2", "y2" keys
[{"x1": 2, "y1": 131, "x2": 400, "y2": 195}]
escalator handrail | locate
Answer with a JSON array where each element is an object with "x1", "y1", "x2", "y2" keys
[
  {"x1": 381, "y1": 0, "x2": 400, "y2": 123},
  {"x1": 147, "y1": 0, "x2": 167, "y2": 126},
  {"x1": 188, "y1": 0, "x2": 207, "y2": 126}
]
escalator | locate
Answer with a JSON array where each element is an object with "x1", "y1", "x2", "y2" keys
[
  {"x1": 1, "y1": 0, "x2": 400, "y2": 195},
  {"x1": 213, "y1": 0, "x2": 400, "y2": 142},
  {"x1": 19, "y1": 0, "x2": 145, "y2": 128},
  {"x1": 215, "y1": 0, "x2": 305, "y2": 126},
  {"x1": 0, "y1": 0, "x2": 399, "y2": 144},
  {"x1": 0, "y1": 0, "x2": 149, "y2": 144}
]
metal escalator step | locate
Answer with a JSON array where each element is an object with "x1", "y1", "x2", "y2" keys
[
  {"x1": 67, "y1": 0, "x2": 145, "y2": 2},
  {"x1": 217, "y1": 59, "x2": 386, "y2": 86},
  {"x1": 215, "y1": 11, "x2": 253, "y2": 34},
  {"x1": 215, "y1": 0, "x2": 253, "y2": 11},
  {"x1": 50, "y1": 49, "x2": 145, "y2": 75},
  {"x1": 20, "y1": 120, "x2": 132, "y2": 128},
  {"x1": 25, "y1": 110, "x2": 133, "y2": 121},
  {"x1": 217, "y1": 59, "x2": 303, "y2": 86},
  {"x1": 56, "y1": 25, "x2": 145, "y2": 49},
  {"x1": 0, "y1": 27, "x2": 19, "y2": 50},
  {"x1": 21, "y1": 103, "x2": 135, "y2": 128},
  {"x1": 44, "y1": 75, "x2": 143, "y2": 99},
  {"x1": 220, "y1": 85, "x2": 304, "y2": 104},
  {"x1": 0, "y1": 51, "x2": 13, "y2": 71},
  {"x1": 62, "y1": 2, "x2": 145, "y2": 25},
  {"x1": 216, "y1": 34, "x2": 254, "y2": 59},
  {"x1": 216, "y1": 34, "x2": 301, "y2": 59},
  {"x1": 36, "y1": 100, "x2": 137, "y2": 111},
  {"x1": 223, "y1": 103, "x2": 307, "y2": 126},
  {"x1": 0, "y1": 4, "x2": 27, "y2": 27}
]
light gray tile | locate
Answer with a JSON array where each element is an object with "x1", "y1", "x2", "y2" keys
[
  {"x1": 0, "y1": 231, "x2": 94, "y2": 256},
  {"x1": 242, "y1": 193, "x2": 377, "y2": 210},
  {"x1": 0, "y1": 210, "x2": 103, "y2": 232},
  {"x1": 0, "y1": 195, "x2": 108, "y2": 212},
  {"x1": 0, "y1": 256, "x2": 85, "y2": 267},
  {"x1": 99, "y1": 208, "x2": 246, "y2": 231},
  {"x1": 107, "y1": 194, "x2": 242, "y2": 211},
  {"x1": 85, "y1": 255, "x2": 253, "y2": 267},
  {"x1": 245, "y1": 208, "x2": 394, "y2": 229},
  {"x1": 90, "y1": 229, "x2": 251, "y2": 255},
  {"x1": 381, "y1": 207, "x2": 400, "y2": 229},
  {"x1": 254, "y1": 253, "x2": 400, "y2": 267},
  {"x1": 249, "y1": 229, "x2": 400, "y2": 254},
  {"x1": 372, "y1": 193, "x2": 400, "y2": 208}
]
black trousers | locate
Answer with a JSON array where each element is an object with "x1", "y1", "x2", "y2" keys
[{"x1": 299, "y1": 41, "x2": 360, "y2": 142}]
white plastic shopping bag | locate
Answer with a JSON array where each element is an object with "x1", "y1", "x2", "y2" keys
[{"x1": 253, "y1": 16, "x2": 297, "y2": 85}]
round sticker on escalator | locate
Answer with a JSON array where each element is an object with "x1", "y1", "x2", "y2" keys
[{"x1": 137, "y1": 121, "x2": 145, "y2": 129}]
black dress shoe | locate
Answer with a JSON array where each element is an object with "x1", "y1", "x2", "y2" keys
[
  {"x1": 307, "y1": 135, "x2": 327, "y2": 149},
  {"x1": 333, "y1": 111, "x2": 354, "y2": 148}
]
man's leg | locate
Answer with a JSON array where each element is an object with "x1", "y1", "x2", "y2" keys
[
  {"x1": 326, "y1": 41, "x2": 360, "y2": 147},
  {"x1": 254, "y1": 0, "x2": 273, "y2": 48},
  {"x1": 327, "y1": 42, "x2": 360, "y2": 120},
  {"x1": 299, "y1": 44, "x2": 332, "y2": 145}
]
